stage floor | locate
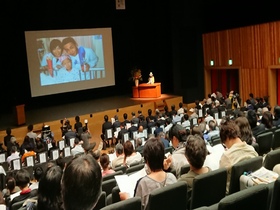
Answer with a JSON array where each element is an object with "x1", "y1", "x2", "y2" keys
[{"x1": 0, "y1": 94, "x2": 180, "y2": 131}]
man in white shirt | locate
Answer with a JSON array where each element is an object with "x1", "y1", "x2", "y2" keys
[
  {"x1": 6, "y1": 146, "x2": 20, "y2": 168},
  {"x1": 71, "y1": 138, "x2": 85, "y2": 156}
]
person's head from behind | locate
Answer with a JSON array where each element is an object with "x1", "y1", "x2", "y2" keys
[
  {"x1": 6, "y1": 127, "x2": 11, "y2": 135},
  {"x1": 27, "y1": 124, "x2": 34, "y2": 132},
  {"x1": 60, "y1": 55, "x2": 72, "y2": 71},
  {"x1": 143, "y1": 137, "x2": 164, "y2": 172},
  {"x1": 62, "y1": 154, "x2": 102, "y2": 210},
  {"x1": 190, "y1": 125, "x2": 203, "y2": 139},
  {"x1": 123, "y1": 113, "x2": 128, "y2": 120},
  {"x1": 234, "y1": 116, "x2": 253, "y2": 145},
  {"x1": 6, "y1": 176, "x2": 16, "y2": 192},
  {"x1": 15, "y1": 169, "x2": 30, "y2": 189},
  {"x1": 75, "y1": 115, "x2": 80, "y2": 122},
  {"x1": 50, "y1": 39, "x2": 63, "y2": 58},
  {"x1": 62, "y1": 37, "x2": 78, "y2": 56},
  {"x1": 261, "y1": 111, "x2": 273, "y2": 129},
  {"x1": 123, "y1": 141, "x2": 134, "y2": 158},
  {"x1": 246, "y1": 109, "x2": 258, "y2": 129},
  {"x1": 185, "y1": 134, "x2": 207, "y2": 169},
  {"x1": 169, "y1": 124, "x2": 188, "y2": 147},
  {"x1": 104, "y1": 115, "x2": 109, "y2": 122},
  {"x1": 37, "y1": 165, "x2": 63, "y2": 210},
  {"x1": 274, "y1": 105, "x2": 280, "y2": 120},
  {"x1": 219, "y1": 117, "x2": 240, "y2": 147},
  {"x1": 82, "y1": 126, "x2": 88, "y2": 133},
  {"x1": 115, "y1": 143, "x2": 124, "y2": 156},
  {"x1": 34, "y1": 166, "x2": 44, "y2": 182},
  {"x1": 136, "y1": 138, "x2": 142, "y2": 148},
  {"x1": 99, "y1": 153, "x2": 110, "y2": 171},
  {"x1": 10, "y1": 145, "x2": 18, "y2": 154}
]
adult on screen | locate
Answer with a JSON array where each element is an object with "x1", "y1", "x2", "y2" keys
[
  {"x1": 62, "y1": 37, "x2": 98, "y2": 80},
  {"x1": 40, "y1": 39, "x2": 63, "y2": 76}
]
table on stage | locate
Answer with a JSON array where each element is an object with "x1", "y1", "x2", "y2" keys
[{"x1": 132, "y1": 83, "x2": 161, "y2": 98}]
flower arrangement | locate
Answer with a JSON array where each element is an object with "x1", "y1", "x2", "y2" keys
[{"x1": 130, "y1": 68, "x2": 143, "y2": 81}]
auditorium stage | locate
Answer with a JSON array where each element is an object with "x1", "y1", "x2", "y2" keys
[{"x1": 0, "y1": 93, "x2": 181, "y2": 131}]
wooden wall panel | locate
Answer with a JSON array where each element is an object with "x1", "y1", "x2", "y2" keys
[{"x1": 203, "y1": 20, "x2": 280, "y2": 105}]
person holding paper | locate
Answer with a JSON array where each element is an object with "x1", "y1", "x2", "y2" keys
[
  {"x1": 219, "y1": 117, "x2": 258, "y2": 194},
  {"x1": 120, "y1": 137, "x2": 177, "y2": 209}
]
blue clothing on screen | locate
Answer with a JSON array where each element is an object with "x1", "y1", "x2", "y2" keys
[{"x1": 70, "y1": 47, "x2": 98, "y2": 80}]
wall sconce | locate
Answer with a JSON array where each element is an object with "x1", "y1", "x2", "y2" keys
[
  {"x1": 210, "y1": 60, "x2": 214, "y2": 66},
  {"x1": 140, "y1": 104, "x2": 143, "y2": 108},
  {"x1": 228, "y1": 59, "x2": 233, "y2": 66}
]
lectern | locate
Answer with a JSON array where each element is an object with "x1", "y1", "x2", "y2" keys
[
  {"x1": 132, "y1": 83, "x2": 161, "y2": 98},
  {"x1": 15, "y1": 104, "x2": 25, "y2": 126}
]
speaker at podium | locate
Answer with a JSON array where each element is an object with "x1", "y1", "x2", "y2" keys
[{"x1": 14, "y1": 104, "x2": 26, "y2": 126}]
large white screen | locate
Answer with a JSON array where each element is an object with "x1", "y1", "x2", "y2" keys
[{"x1": 25, "y1": 28, "x2": 115, "y2": 97}]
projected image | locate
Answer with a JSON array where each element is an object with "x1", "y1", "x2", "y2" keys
[
  {"x1": 25, "y1": 28, "x2": 115, "y2": 97},
  {"x1": 38, "y1": 35, "x2": 105, "y2": 86}
]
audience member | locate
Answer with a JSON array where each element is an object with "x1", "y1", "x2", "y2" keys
[
  {"x1": 122, "y1": 113, "x2": 131, "y2": 126},
  {"x1": 154, "y1": 121, "x2": 163, "y2": 137},
  {"x1": 9, "y1": 169, "x2": 38, "y2": 209},
  {"x1": 2, "y1": 176, "x2": 20, "y2": 205},
  {"x1": 177, "y1": 102, "x2": 184, "y2": 116},
  {"x1": 273, "y1": 105, "x2": 280, "y2": 127},
  {"x1": 64, "y1": 124, "x2": 77, "y2": 147},
  {"x1": 219, "y1": 117, "x2": 258, "y2": 194},
  {"x1": 37, "y1": 164, "x2": 63, "y2": 210},
  {"x1": 131, "y1": 112, "x2": 140, "y2": 125},
  {"x1": 111, "y1": 143, "x2": 125, "y2": 169},
  {"x1": 135, "y1": 125, "x2": 145, "y2": 141},
  {"x1": 74, "y1": 115, "x2": 83, "y2": 138},
  {"x1": 165, "y1": 124, "x2": 189, "y2": 178},
  {"x1": 81, "y1": 126, "x2": 96, "y2": 153},
  {"x1": 206, "y1": 120, "x2": 220, "y2": 141},
  {"x1": 26, "y1": 124, "x2": 37, "y2": 146},
  {"x1": 4, "y1": 128, "x2": 14, "y2": 148},
  {"x1": 101, "y1": 114, "x2": 113, "y2": 146},
  {"x1": 34, "y1": 138, "x2": 47, "y2": 154},
  {"x1": 6, "y1": 146, "x2": 20, "y2": 169},
  {"x1": 157, "y1": 131, "x2": 170, "y2": 148},
  {"x1": 6, "y1": 136, "x2": 20, "y2": 157},
  {"x1": 120, "y1": 137, "x2": 177, "y2": 209},
  {"x1": 61, "y1": 154, "x2": 102, "y2": 210},
  {"x1": 100, "y1": 153, "x2": 115, "y2": 176},
  {"x1": 30, "y1": 166, "x2": 44, "y2": 190},
  {"x1": 178, "y1": 134, "x2": 211, "y2": 199},
  {"x1": 20, "y1": 136, "x2": 35, "y2": 156},
  {"x1": 117, "y1": 122, "x2": 129, "y2": 144},
  {"x1": 123, "y1": 141, "x2": 142, "y2": 167},
  {"x1": 234, "y1": 116, "x2": 256, "y2": 145},
  {"x1": 71, "y1": 137, "x2": 85, "y2": 156},
  {"x1": 246, "y1": 109, "x2": 265, "y2": 138},
  {"x1": 112, "y1": 115, "x2": 121, "y2": 132},
  {"x1": 135, "y1": 138, "x2": 144, "y2": 154},
  {"x1": 181, "y1": 114, "x2": 190, "y2": 129},
  {"x1": 261, "y1": 110, "x2": 274, "y2": 130}
]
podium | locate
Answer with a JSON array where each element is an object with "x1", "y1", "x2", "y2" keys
[
  {"x1": 132, "y1": 83, "x2": 161, "y2": 98},
  {"x1": 14, "y1": 104, "x2": 25, "y2": 126}
]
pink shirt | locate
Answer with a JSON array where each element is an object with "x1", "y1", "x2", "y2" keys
[{"x1": 102, "y1": 169, "x2": 115, "y2": 177}]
